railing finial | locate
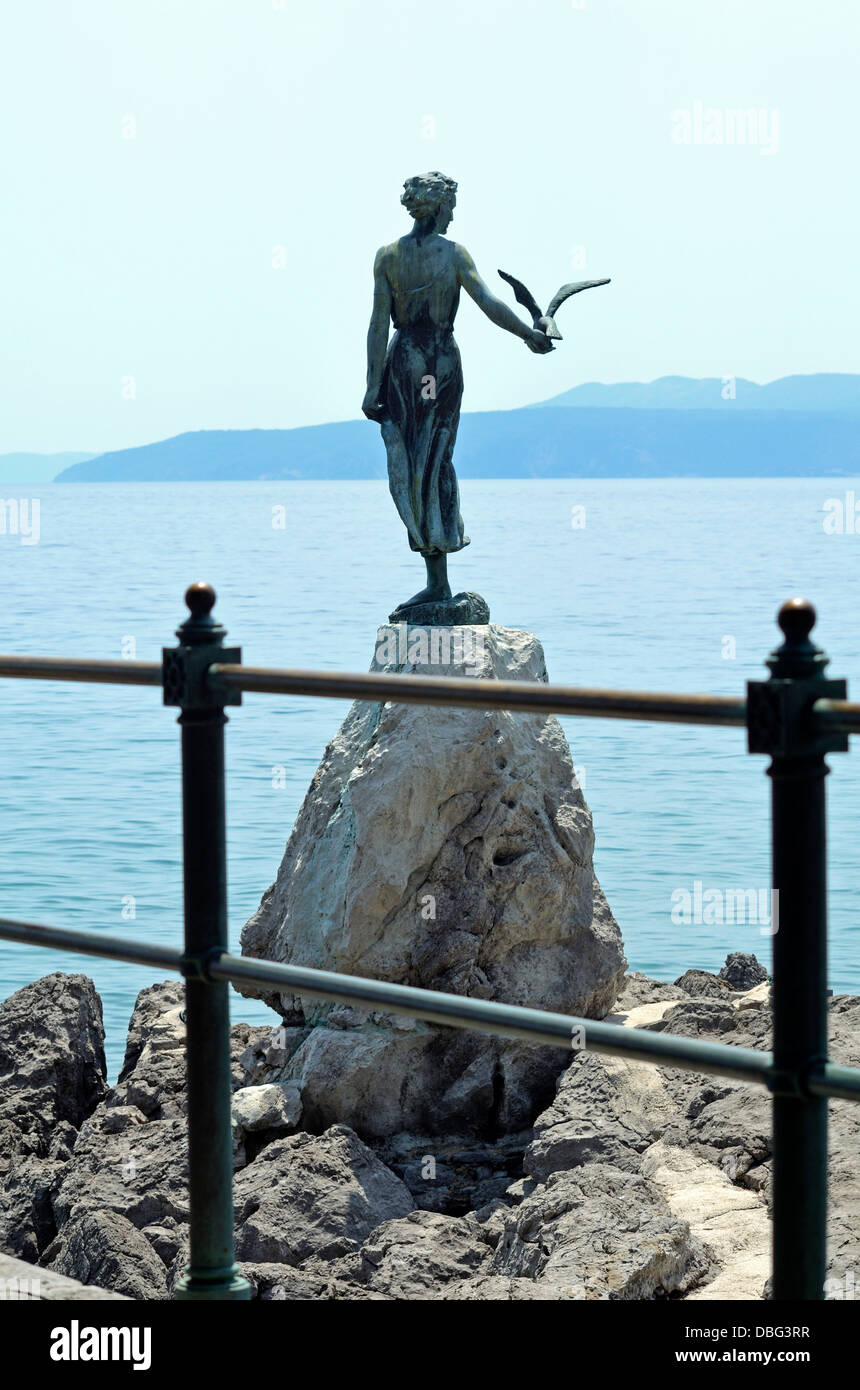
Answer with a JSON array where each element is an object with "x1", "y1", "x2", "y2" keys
[
  {"x1": 777, "y1": 595, "x2": 816, "y2": 641},
  {"x1": 768, "y1": 597, "x2": 828, "y2": 682},
  {"x1": 175, "y1": 581, "x2": 225, "y2": 651},
  {"x1": 185, "y1": 580, "x2": 217, "y2": 617}
]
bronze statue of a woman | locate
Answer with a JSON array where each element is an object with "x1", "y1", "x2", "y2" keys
[{"x1": 362, "y1": 172, "x2": 553, "y2": 621}]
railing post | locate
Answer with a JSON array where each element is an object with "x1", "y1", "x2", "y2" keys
[
  {"x1": 163, "y1": 583, "x2": 250, "y2": 1301},
  {"x1": 747, "y1": 598, "x2": 848, "y2": 1300}
]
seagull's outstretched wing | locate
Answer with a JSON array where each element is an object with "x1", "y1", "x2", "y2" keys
[
  {"x1": 497, "y1": 269, "x2": 543, "y2": 325},
  {"x1": 546, "y1": 278, "x2": 611, "y2": 320}
]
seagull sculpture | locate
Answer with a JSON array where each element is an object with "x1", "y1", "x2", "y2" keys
[{"x1": 497, "y1": 270, "x2": 611, "y2": 341}]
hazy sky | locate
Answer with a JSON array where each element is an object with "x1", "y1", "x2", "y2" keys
[{"x1": 2, "y1": 0, "x2": 858, "y2": 453}]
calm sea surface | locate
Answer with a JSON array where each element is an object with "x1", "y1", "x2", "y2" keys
[{"x1": 2, "y1": 478, "x2": 858, "y2": 1079}]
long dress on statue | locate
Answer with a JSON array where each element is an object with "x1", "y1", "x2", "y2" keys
[{"x1": 379, "y1": 302, "x2": 470, "y2": 556}]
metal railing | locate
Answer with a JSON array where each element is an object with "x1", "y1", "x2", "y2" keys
[{"x1": 1, "y1": 582, "x2": 859, "y2": 1302}]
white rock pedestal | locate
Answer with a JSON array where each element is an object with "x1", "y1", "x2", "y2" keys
[{"x1": 239, "y1": 623, "x2": 626, "y2": 1139}]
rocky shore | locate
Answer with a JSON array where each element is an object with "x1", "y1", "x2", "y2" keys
[{"x1": 1, "y1": 958, "x2": 857, "y2": 1301}]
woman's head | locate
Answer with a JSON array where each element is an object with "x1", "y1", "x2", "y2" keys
[{"x1": 401, "y1": 172, "x2": 457, "y2": 230}]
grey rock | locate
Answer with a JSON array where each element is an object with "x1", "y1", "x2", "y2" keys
[
  {"x1": 674, "y1": 970, "x2": 732, "y2": 1000},
  {"x1": 108, "y1": 984, "x2": 188, "y2": 1122},
  {"x1": 233, "y1": 1125, "x2": 414, "y2": 1266},
  {"x1": 231, "y1": 1115, "x2": 246, "y2": 1171},
  {"x1": 616, "y1": 972, "x2": 688, "y2": 1011},
  {"x1": 825, "y1": 996, "x2": 860, "y2": 1291},
  {"x1": 738, "y1": 1160, "x2": 772, "y2": 1196},
  {"x1": 631, "y1": 990, "x2": 860, "y2": 1291},
  {"x1": 0, "y1": 1249, "x2": 129, "y2": 1300},
  {"x1": 110, "y1": 982, "x2": 268, "y2": 1123},
  {"x1": 524, "y1": 1051, "x2": 674, "y2": 1181},
  {"x1": 491, "y1": 1164, "x2": 711, "y2": 1298},
  {"x1": 644, "y1": 999, "x2": 739, "y2": 1036},
  {"x1": 53, "y1": 1108, "x2": 190, "y2": 1232},
  {"x1": 0, "y1": 974, "x2": 106, "y2": 1174},
  {"x1": 239, "y1": 624, "x2": 625, "y2": 1138},
  {"x1": 0, "y1": 1155, "x2": 64, "y2": 1261},
  {"x1": 304, "y1": 1260, "x2": 395, "y2": 1300},
  {"x1": 469, "y1": 1199, "x2": 511, "y2": 1249},
  {"x1": 46, "y1": 1121, "x2": 78, "y2": 1163},
  {"x1": 118, "y1": 980, "x2": 185, "y2": 1082},
  {"x1": 688, "y1": 1088, "x2": 772, "y2": 1168},
  {"x1": 281, "y1": 1025, "x2": 575, "y2": 1143},
  {"x1": 231, "y1": 1083, "x2": 302, "y2": 1135},
  {"x1": 375, "y1": 1130, "x2": 529, "y2": 1214},
  {"x1": 41, "y1": 1209, "x2": 168, "y2": 1300},
  {"x1": 719, "y1": 953, "x2": 769, "y2": 991},
  {"x1": 520, "y1": 1004, "x2": 777, "y2": 1300},
  {"x1": 141, "y1": 1222, "x2": 184, "y2": 1267},
  {"x1": 505, "y1": 1177, "x2": 538, "y2": 1202},
  {"x1": 345, "y1": 1210, "x2": 490, "y2": 1297},
  {"x1": 101, "y1": 1105, "x2": 148, "y2": 1135},
  {"x1": 438, "y1": 1274, "x2": 569, "y2": 1300},
  {"x1": 239, "y1": 1261, "x2": 327, "y2": 1301},
  {"x1": 238, "y1": 1025, "x2": 308, "y2": 1084}
]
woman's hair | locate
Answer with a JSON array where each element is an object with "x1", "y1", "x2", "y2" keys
[{"x1": 401, "y1": 171, "x2": 458, "y2": 221}]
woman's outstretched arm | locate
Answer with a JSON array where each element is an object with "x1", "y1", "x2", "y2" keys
[{"x1": 455, "y1": 245, "x2": 553, "y2": 353}]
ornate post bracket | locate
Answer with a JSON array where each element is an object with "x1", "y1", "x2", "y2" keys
[
  {"x1": 162, "y1": 581, "x2": 242, "y2": 712},
  {"x1": 747, "y1": 598, "x2": 847, "y2": 759}
]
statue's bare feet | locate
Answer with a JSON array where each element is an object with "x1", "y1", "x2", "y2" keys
[
  {"x1": 394, "y1": 580, "x2": 453, "y2": 613},
  {"x1": 392, "y1": 550, "x2": 454, "y2": 614}
]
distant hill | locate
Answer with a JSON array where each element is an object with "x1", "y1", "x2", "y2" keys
[
  {"x1": 56, "y1": 407, "x2": 860, "y2": 482},
  {"x1": 57, "y1": 423, "x2": 385, "y2": 483},
  {"x1": 0, "y1": 451, "x2": 95, "y2": 484},
  {"x1": 533, "y1": 373, "x2": 860, "y2": 412}
]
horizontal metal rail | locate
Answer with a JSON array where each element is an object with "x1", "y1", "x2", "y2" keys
[
  {"x1": 4, "y1": 650, "x2": 860, "y2": 735},
  {"x1": 809, "y1": 1063, "x2": 860, "y2": 1103},
  {"x1": 0, "y1": 915, "x2": 183, "y2": 971},
  {"x1": 0, "y1": 655, "x2": 162, "y2": 686},
  {"x1": 0, "y1": 651, "x2": 747, "y2": 722},
  {"x1": 2, "y1": 914, "x2": 859, "y2": 1101},
  {"x1": 212, "y1": 664, "x2": 750, "y2": 725},
  {"x1": 812, "y1": 698, "x2": 860, "y2": 736},
  {"x1": 211, "y1": 950, "x2": 772, "y2": 1083}
]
